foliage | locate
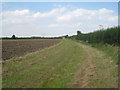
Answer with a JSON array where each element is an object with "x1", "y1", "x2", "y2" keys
[
  {"x1": 65, "y1": 35, "x2": 68, "y2": 38},
  {"x1": 12, "y1": 35, "x2": 16, "y2": 39},
  {"x1": 2, "y1": 36, "x2": 63, "y2": 39},
  {"x1": 77, "y1": 31, "x2": 81, "y2": 35},
  {"x1": 70, "y1": 27, "x2": 119, "y2": 46}
]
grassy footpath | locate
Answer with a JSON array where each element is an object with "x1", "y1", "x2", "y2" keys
[{"x1": 2, "y1": 39, "x2": 118, "y2": 88}]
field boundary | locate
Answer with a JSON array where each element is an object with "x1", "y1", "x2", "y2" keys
[{"x1": 3, "y1": 39, "x2": 63, "y2": 62}]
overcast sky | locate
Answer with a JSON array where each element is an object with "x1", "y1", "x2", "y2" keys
[{"x1": 1, "y1": 2, "x2": 118, "y2": 37}]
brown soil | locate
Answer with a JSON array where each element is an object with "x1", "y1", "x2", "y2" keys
[
  {"x1": 75, "y1": 45, "x2": 96, "y2": 88},
  {"x1": 2, "y1": 39, "x2": 61, "y2": 60}
]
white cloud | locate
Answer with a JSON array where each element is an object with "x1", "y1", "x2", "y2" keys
[
  {"x1": 3, "y1": 18, "x2": 22, "y2": 24},
  {"x1": 31, "y1": 7, "x2": 67, "y2": 18},
  {"x1": 2, "y1": 7, "x2": 117, "y2": 37},
  {"x1": 98, "y1": 8, "x2": 113, "y2": 15},
  {"x1": 48, "y1": 24, "x2": 66, "y2": 28},
  {"x1": 2, "y1": 7, "x2": 117, "y2": 24},
  {"x1": 57, "y1": 14, "x2": 72, "y2": 22},
  {"x1": 1, "y1": 9, "x2": 31, "y2": 25},
  {"x1": 3, "y1": 9, "x2": 30, "y2": 16},
  {"x1": 107, "y1": 16, "x2": 118, "y2": 21},
  {"x1": 2, "y1": 7, "x2": 68, "y2": 25},
  {"x1": 13, "y1": 9, "x2": 30, "y2": 15},
  {"x1": 57, "y1": 8, "x2": 116, "y2": 22}
]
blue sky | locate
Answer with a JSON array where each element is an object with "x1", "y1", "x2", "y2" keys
[
  {"x1": 1, "y1": 2, "x2": 118, "y2": 37},
  {"x1": 3, "y1": 2, "x2": 118, "y2": 14}
]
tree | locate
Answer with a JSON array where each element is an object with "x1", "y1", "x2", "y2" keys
[
  {"x1": 77, "y1": 31, "x2": 81, "y2": 35},
  {"x1": 12, "y1": 35, "x2": 16, "y2": 39},
  {"x1": 65, "y1": 35, "x2": 68, "y2": 38}
]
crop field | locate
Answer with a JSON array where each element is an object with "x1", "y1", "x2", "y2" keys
[
  {"x1": 2, "y1": 39, "x2": 61, "y2": 60},
  {"x1": 2, "y1": 39, "x2": 118, "y2": 88},
  {"x1": 1, "y1": 1, "x2": 119, "y2": 88}
]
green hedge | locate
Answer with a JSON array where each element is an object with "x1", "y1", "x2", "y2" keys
[{"x1": 70, "y1": 27, "x2": 119, "y2": 45}]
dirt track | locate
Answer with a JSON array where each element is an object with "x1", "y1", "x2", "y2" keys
[
  {"x1": 75, "y1": 44, "x2": 96, "y2": 88},
  {"x1": 2, "y1": 39, "x2": 118, "y2": 88}
]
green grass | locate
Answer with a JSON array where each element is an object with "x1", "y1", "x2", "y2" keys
[
  {"x1": 90, "y1": 44, "x2": 118, "y2": 63},
  {"x1": 3, "y1": 39, "x2": 118, "y2": 88},
  {"x1": 75, "y1": 40, "x2": 118, "y2": 88},
  {"x1": 88, "y1": 46, "x2": 118, "y2": 88},
  {"x1": 77, "y1": 40, "x2": 118, "y2": 63},
  {"x1": 3, "y1": 39, "x2": 85, "y2": 88}
]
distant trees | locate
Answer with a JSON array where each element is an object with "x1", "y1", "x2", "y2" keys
[
  {"x1": 76, "y1": 31, "x2": 82, "y2": 40},
  {"x1": 77, "y1": 31, "x2": 81, "y2": 35},
  {"x1": 65, "y1": 35, "x2": 68, "y2": 38},
  {"x1": 12, "y1": 35, "x2": 16, "y2": 39}
]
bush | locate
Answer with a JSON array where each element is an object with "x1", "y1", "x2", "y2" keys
[{"x1": 71, "y1": 27, "x2": 119, "y2": 46}]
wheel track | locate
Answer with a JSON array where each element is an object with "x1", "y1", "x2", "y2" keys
[{"x1": 75, "y1": 44, "x2": 96, "y2": 88}]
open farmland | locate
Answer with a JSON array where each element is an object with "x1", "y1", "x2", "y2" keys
[
  {"x1": 2, "y1": 39, "x2": 61, "y2": 60},
  {"x1": 3, "y1": 39, "x2": 118, "y2": 88}
]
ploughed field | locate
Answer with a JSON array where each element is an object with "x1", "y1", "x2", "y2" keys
[
  {"x1": 3, "y1": 39, "x2": 118, "y2": 88},
  {"x1": 2, "y1": 39, "x2": 61, "y2": 60}
]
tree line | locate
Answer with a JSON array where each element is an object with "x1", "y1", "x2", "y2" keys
[
  {"x1": 70, "y1": 27, "x2": 120, "y2": 46},
  {"x1": 2, "y1": 35, "x2": 69, "y2": 39}
]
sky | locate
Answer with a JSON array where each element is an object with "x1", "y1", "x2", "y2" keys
[{"x1": 1, "y1": 2, "x2": 118, "y2": 37}]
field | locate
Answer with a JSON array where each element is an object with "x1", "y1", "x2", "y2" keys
[
  {"x1": 2, "y1": 39, "x2": 61, "y2": 60},
  {"x1": 2, "y1": 39, "x2": 118, "y2": 88}
]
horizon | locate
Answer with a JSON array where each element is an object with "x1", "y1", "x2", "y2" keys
[
  {"x1": 1, "y1": 25, "x2": 118, "y2": 38},
  {"x1": 1, "y1": 2, "x2": 118, "y2": 37}
]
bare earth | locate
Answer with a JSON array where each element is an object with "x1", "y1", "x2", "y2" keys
[
  {"x1": 2, "y1": 40, "x2": 118, "y2": 88},
  {"x1": 2, "y1": 39, "x2": 61, "y2": 60}
]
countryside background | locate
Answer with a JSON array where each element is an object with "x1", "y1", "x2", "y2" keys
[{"x1": 1, "y1": 2, "x2": 119, "y2": 88}]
